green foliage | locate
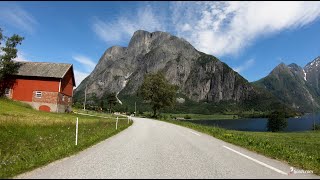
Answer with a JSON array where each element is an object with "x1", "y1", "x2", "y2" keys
[
  {"x1": 110, "y1": 94, "x2": 151, "y2": 114},
  {"x1": 74, "y1": 89, "x2": 296, "y2": 118},
  {"x1": 73, "y1": 102, "x2": 82, "y2": 109},
  {"x1": 139, "y1": 72, "x2": 178, "y2": 117},
  {"x1": 314, "y1": 123, "x2": 320, "y2": 131},
  {"x1": 196, "y1": 52, "x2": 218, "y2": 67},
  {"x1": 170, "y1": 114, "x2": 177, "y2": 120},
  {"x1": 184, "y1": 114, "x2": 192, "y2": 119},
  {"x1": 0, "y1": 28, "x2": 24, "y2": 96},
  {"x1": 267, "y1": 110, "x2": 288, "y2": 132},
  {"x1": 106, "y1": 93, "x2": 117, "y2": 113},
  {"x1": 234, "y1": 72, "x2": 249, "y2": 86},
  {"x1": 158, "y1": 114, "x2": 169, "y2": 120},
  {"x1": 100, "y1": 100, "x2": 104, "y2": 109}
]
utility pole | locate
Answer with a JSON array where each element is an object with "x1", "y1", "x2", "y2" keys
[
  {"x1": 135, "y1": 101, "x2": 137, "y2": 116},
  {"x1": 84, "y1": 84, "x2": 87, "y2": 111}
]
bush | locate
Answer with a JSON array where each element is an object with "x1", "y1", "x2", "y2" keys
[
  {"x1": 159, "y1": 114, "x2": 169, "y2": 120},
  {"x1": 73, "y1": 102, "x2": 82, "y2": 109},
  {"x1": 314, "y1": 123, "x2": 320, "y2": 131},
  {"x1": 184, "y1": 114, "x2": 192, "y2": 119},
  {"x1": 170, "y1": 114, "x2": 176, "y2": 120},
  {"x1": 267, "y1": 110, "x2": 288, "y2": 132}
]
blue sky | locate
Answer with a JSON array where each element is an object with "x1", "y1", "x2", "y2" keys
[{"x1": 1, "y1": 1, "x2": 320, "y2": 86}]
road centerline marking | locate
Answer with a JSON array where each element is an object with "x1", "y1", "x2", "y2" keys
[
  {"x1": 223, "y1": 145, "x2": 288, "y2": 175},
  {"x1": 189, "y1": 130, "x2": 201, "y2": 136}
]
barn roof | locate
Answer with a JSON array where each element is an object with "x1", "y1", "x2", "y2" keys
[{"x1": 16, "y1": 62, "x2": 76, "y2": 86}]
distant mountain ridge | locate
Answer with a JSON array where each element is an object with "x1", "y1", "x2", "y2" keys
[{"x1": 254, "y1": 56, "x2": 320, "y2": 112}]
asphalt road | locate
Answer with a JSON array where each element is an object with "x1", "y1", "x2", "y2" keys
[{"x1": 16, "y1": 117, "x2": 318, "y2": 179}]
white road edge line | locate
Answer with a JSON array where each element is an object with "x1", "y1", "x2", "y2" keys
[
  {"x1": 189, "y1": 130, "x2": 201, "y2": 136},
  {"x1": 223, "y1": 145, "x2": 288, "y2": 176}
]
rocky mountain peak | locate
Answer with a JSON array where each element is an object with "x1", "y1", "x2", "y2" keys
[
  {"x1": 276, "y1": 62, "x2": 287, "y2": 68},
  {"x1": 288, "y1": 63, "x2": 301, "y2": 70},
  {"x1": 128, "y1": 30, "x2": 172, "y2": 52},
  {"x1": 288, "y1": 63, "x2": 304, "y2": 77},
  {"x1": 305, "y1": 56, "x2": 320, "y2": 71},
  {"x1": 74, "y1": 30, "x2": 260, "y2": 104},
  {"x1": 270, "y1": 63, "x2": 289, "y2": 76}
]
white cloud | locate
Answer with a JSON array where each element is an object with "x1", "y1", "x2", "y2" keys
[
  {"x1": 72, "y1": 55, "x2": 96, "y2": 87},
  {"x1": 181, "y1": 23, "x2": 191, "y2": 32},
  {"x1": 170, "y1": 1, "x2": 320, "y2": 57},
  {"x1": 14, "y1": 52, "x2": 30, "y2": 62},
  {"x1": 92, "y1": 5, "x2": 166, "y2": 44},
  {"x1": 74, "y1": 70, "x2": 89, "y2": 87},
  {"x1": 91, "y1": 2, "x2": 320, "y2": 57},
  {"x1": 0, "y1": 4, "x2": 38, "y2": 33},
  {"x1": 72, "y1": 55, "x2": 96, "y2": 71},
  {"x1": 233, "y1": 59, "x2": 255, "y2": 73}
]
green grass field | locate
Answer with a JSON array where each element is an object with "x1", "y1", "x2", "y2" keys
[
  {"x1": 0, "y1": 98, "x2": 132, "y2": 178},
  {"x1": 156, "y1": 118, "x2": 320, "y2": 175}
]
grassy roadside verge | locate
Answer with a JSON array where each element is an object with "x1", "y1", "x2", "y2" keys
[
  {"x1": 0, "y1": 99, "x2": 132, "y2": 178},
  {"x1": 72, "y1": 108, "x2": 120, "y2": 118},
  {"x1": 153, "y1": 118, "x2": 320, "y2": 175}
]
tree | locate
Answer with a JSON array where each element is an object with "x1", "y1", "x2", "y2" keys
[
  {"x1": 139, "y1": 72, "x2": 178, "y2": 117},
  {"x1": 107, "y1": 93, "x2": 117, "y2": 113},
  {"x1": 267, "y1": 110, "x2": 288, "y2": 132},
  {"x1": 0, "y1": 28, "x2": 24, "y2": 96},
  {"x1": 100, "y1": 100, "x2": 104, "y2": 112},
  {"x1": 125, "y1": 105, "x2": 129, "y2": 114}
]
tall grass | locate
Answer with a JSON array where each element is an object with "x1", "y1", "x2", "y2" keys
[{"x1": 0, "y1": 98, "x2": 132, "y2": 178}]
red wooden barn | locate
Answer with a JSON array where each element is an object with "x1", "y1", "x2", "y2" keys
[{"x1": 4, "y1": 62, "x2": 76, "y2": 112}]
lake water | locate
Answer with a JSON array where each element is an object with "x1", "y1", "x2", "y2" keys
[{"x1": 182, "y1": 113, "x2": 320, "y2": 132}]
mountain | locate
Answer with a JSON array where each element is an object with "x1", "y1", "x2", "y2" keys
[
  {"x1": 74, "y1": 30, "x2": 281, "y2": 112},
  {"x1": 305, "y1": 56, "x2": 320, "y2": 95},
  {"x1": 253, "y1": 57, "x2": 320, "y2": 112}
]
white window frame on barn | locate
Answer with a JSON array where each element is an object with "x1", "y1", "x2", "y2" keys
[
  {"x1": 5, "y1": 88, "x2": 10, "y2": 95},
  {"x1": 35, "y1": 91, "x2": 42, "y2": 98}
]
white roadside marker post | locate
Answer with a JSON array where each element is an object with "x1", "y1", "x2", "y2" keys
[
  {"x1": 128, "y1": 116, "x2": 129, "y2": 124},
  {"x1": 116, "y1": 117, "x2": 118, "y2": 130},
  {"x1": 75, "y1": 117, "x2": 78, "y2": 146}
]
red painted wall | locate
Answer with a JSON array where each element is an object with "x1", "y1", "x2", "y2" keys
[
  {"x1": 60, "y1": 69, "x2": 74, "y2": 97},
  {"x1": 12, "y1": 78, "x2": 60, "y2": 102}
]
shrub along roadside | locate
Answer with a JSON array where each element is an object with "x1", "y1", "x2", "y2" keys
[
  {"x1": 267, "y1": 110, "x2": 288, "y2": 132},
  {"x1": 155, "y1": 118, "x2": 320, "y2": 175}
]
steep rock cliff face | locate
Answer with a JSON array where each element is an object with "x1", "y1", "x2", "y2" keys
[
  {"x1": 183, "y1": 53, "x2": 253, "y2": 102},
  {"x1": 74, "y1": 30, "x2": 258, "y2": 103}
]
